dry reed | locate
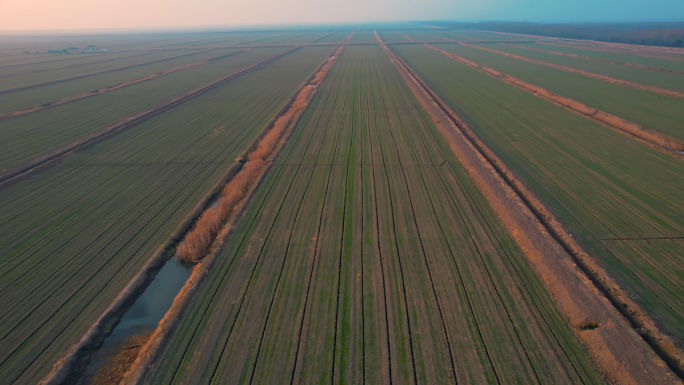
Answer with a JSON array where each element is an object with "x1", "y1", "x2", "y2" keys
[{"x1": 177, "y1": 48, "x2": 342, "y2": 263}]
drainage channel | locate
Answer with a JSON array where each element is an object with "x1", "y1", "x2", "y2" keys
[{"x1": 75, "y1": 256, "x2": 191, "y2": 384}]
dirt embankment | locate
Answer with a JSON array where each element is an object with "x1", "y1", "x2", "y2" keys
[
  {"x1": 460, "y1": 42, "x2": 684, "y2": 99},
  {"x1": 502, "y1": 43, "x2": 684, "y2": 76},
  {"x1": 385, "y1": 41, "x2": 684, "y2": 383},
  {"x1": 343, "y1": 31, "x2": 356, "y2": 43},
  {"x1": 424, "y1": 44, "x2": 684, "y2": 154},
  {"x1": 0, "y1": 50, "x2": 248, "y2": 122},
  {"x1": 118, "y1": 46, "x2": 344, "y2": 385}
]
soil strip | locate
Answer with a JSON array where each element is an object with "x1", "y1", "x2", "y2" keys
[
  {"x1": 0, "y1": 47, "x2": 300, "y2": 185},
  {"x1": 423, "y1": 44, "x2": 684, "y2": 154},
  {"x1": 379, "y1": 32, "x2": 684, "y2": 382},
  {"x1": 460, "y1": 42, "x2": 684, "y2": 98},
  {"x1": 0, "y1": 50, "x2": 249, "y2": 121},
  {"x1": 501, "y1": 43, "x2": 684, "y2": 76}
]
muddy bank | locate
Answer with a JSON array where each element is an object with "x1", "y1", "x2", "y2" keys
[{"x1": 380, "y1": 34, "x2": 682, "y2": 383}]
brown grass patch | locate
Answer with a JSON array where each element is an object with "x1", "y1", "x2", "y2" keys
[{"x1": 83, "y1": 332, "x2": 152, "y2": 385}]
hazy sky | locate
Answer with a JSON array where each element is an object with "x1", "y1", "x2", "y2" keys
[{"x1": 2, "y1": 0, "x2": 683, "y2": 31}]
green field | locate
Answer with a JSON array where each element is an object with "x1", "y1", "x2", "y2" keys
[
  {"x1": 0, "y1": 28, "x2": 682, "y2": 384},
  {"x1": 508, "y1": 41, "x2": 684, "y2": 72},
  {"x1": 484, "y1": 42, "x2": 684, "y2": 93},
  {"x1": 430, "y1": 42, "x2": 684, "y2": 141},
  {"x1": 0, "y1": 44, "x2": 333, "y2": 383},
  {"x1": 0, "y1": 47, "x2": 297, "y2": 169},
  {"x1": 393, "y1": 43, "x2": 684, "y2": 347},
  {"x1": 148, "y1": 45, "x2": 603, "y2": 385}
]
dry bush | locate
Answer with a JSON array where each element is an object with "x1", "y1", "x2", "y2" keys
[{"x1": 177, "y1": 50, "x2": 342, "y2": 263}]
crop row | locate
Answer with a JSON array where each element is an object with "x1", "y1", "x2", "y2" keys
[
  {"x1": 0, "y1": 45, "x2": 334, "y2": 384},
  {"x1": 392, "y1": 43, "x2": 684, "y2": 348},
  {"x1": 147, "y1": 45, "x2": 603, "y2": 384}
]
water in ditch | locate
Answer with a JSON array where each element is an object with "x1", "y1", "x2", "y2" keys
[{"x1": 77, "y1": 255, "x2": 192, "y2": 384}]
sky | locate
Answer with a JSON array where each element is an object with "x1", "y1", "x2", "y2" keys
[{"x1": 2, "y1": 0, "x2": 684, "y2": 31}]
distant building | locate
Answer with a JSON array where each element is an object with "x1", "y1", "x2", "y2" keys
[{"x1": 47, "y1": 45, "x2": 107, "y2": 54}]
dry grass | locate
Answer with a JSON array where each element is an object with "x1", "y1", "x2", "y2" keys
[
  {"x1": 83, "y1": 332, "x2": 153, "y2": 385},
  {"x1": 177, "y1": 48, "x2": 342, "y2": 263}
]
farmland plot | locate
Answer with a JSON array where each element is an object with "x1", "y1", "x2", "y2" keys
[
  {"x1": 475, "y1": 42, "x2": 684, "y2": 94},
  {"x1": 148, "y1": 45, "x2": 603, "y2": 385},
  {"x1": 0, "y1": 47, "x2": 293, "y2": 170},
  {"x1": 0, "y1": 48, "x2": 245, "y2": 112},
  {"x1": 503, "y1": 42, "x2": 684, "y2": 73},
  {"x1": 393, "y1": 43, "x2": 684, "y2": 347},
  {"x1": 430, "y1": 43, "x2": 684, "y2": 141},
  {"x1": 0, "y1": 46, "x2": 333, "y2": 384}
]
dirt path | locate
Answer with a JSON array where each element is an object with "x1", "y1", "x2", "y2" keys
[
  {"x1": 502, "y1": 43, "x2": 684, "y2": 76},
  {"x1": 0, "y1": 50, "x2": 248, "y2": 121},
  {"x1": 423, "y1": 44, "x2": 684, "y2": 154},
  {"x1": 461, "y1": 42, "x2": 684, "y2": 99},
  {"x1": 377, "y1": 31, "x2": 683, "y2": 384}
]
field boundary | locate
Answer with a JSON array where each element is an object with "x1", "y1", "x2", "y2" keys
[
  {"x1": 0, "y1": 49, "x2": 250, "y2": 121},
  {"x1": 0, "y1": 47, "x2": 301, "y2": 185},
  {"x1": 378, "y1": 32, "x2": 684, "y2": 382},
  {"x1": 423, "y1": 44, "x2": 684, "y2": 155}
]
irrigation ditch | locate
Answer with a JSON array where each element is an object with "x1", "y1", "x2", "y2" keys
[
  {"x1": 378, "y1": 32, "x2": 684, "y2": 383},
  {"x1": 39, "y1": 45, "x2": 344, "y2": 385}
]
